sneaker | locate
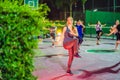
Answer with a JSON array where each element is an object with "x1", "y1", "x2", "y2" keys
[
  {"x1": 66, "y1": 70, "x2": 73, "y2": 76},
  {"x1": 51, "y1": 45, "x2": 55, "y2": 48},
  {"x1": 74, "y1": 53, "x2": 81, "y2": 58},
  {"x1": 96, "y1": 43, "x2": 99, "y2": 45}
]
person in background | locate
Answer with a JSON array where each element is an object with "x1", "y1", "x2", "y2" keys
[
  {"x1": 110, "y1": 20, "x2": 120, "y2": 34},
  {"x1": 75, "y1": 20, "x2": 85, "y2": 49},
  {"x1": 88, "y1": 21, "x2": 106, "y2": 45},
  {"x1": 95, "y1": 21, "x2": 103, "y2": 45},
  {"x1": 107, "y1": 20, "x2": 120, "y2": 50},
  {"x1": 55, "y1": 17, "x2": 80, "y2": 75},
  {"x1": 81, "y1": 20, "x2": 85, "y2": 38},
  {"x1": 50, "y1": 23, "x2": 57, "y2": 47}
]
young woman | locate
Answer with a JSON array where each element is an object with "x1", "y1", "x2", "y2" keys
[
  {"x1": 75, "y1": 20, "x2": 85, "y2": 47},
  {"x1": 88, "y1": 21, "x2": 106, "y2": 45},
  {"x1": 95, "y1": 21, "x2": 103, "y2": 45},
  {"x1": 110, "y1": 20, "x2": 119, "y2": 34},
  {"x1": 55, "y1": 17, "x2": 80, "y2": 75},
  {"x1": 107, "y1": 20, "x2": 120, "y2": 50},
  {"x1": 50, "y1": 25, "x2": 57, "y2": 47}
]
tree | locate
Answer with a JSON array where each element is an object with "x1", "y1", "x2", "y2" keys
[
  {"x1": 0, "y1": 1, "x2": 50, "y2": 80},
  {"x1": 81, "y1": 0, "x2": 87, "y2": 13},
  {"x1": 55, "y1": 0, "x2": 69, "y2": 19},
  {"x1": 70, "y1": 0, "x2": 77, "y2": 17},
  {"x1": 55, "y1": 0, "x2": 77, "y2": 18}
]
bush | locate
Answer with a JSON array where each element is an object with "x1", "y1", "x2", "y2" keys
[{"x1": 0, "y1": 1, "x2": 50, "y2": 80}]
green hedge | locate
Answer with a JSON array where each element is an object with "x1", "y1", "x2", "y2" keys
[{"x1": 0, "y1": 1, "x2": 50, "y2": 80}]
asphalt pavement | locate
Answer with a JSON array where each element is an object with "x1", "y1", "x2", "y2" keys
[{"x1": 33, "y1": 37, "x2": 120, "y2": 80}]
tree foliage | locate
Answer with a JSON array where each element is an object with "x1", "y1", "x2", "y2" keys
[
  {"x1": 54, "y1": 0, "x2": 87, "y2": 17},
  {"x1": 81, "y1": 0, "x2": 88, "y2": 13},
  {"x1": 0, "y1": 1, "x2": 50, "y2": 80}
]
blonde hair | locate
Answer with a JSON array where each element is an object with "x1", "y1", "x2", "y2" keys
[
  {"x1": 66, "y1": 17, "x2": 73, "y2": 25},
  {"x1": 67, "y1": 17, "x2": 73, "y2": 21}
]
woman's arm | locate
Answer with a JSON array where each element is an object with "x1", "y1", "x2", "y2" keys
[
  {"x1": 82, "y1": 24, "x2": 85, "y2": 29},
  {"x1": 101, "y1": 24, "x2": 106, "y2": 27},
  {"x1": 106, "y1": 27, "x2": 116, "y2": 36},
  {"x1": 88, "y1": 23, "x2": 96, "y2": 27},
  {"x1": 106, "y1": 32, "x2": 113, "y2": 36},
  {"x1": 69, "y1": 27, "x2": 78, "y2": 37}
]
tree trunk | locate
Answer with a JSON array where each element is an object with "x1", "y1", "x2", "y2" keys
[
  {"x1": 64, "y1": 10, "x2": 67, "y2": 20},
  {"x1": 39, "y1": 0, "x2": 44, "y2": 3},
  {"x1": 83, "y1": 4, "x2": 85, "y2": 13},
  {"x1": 70, "y1": 3, "x2": 72, "y2": 17}
]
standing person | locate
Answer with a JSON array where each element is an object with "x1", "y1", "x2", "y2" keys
[
  {"x1": 50, "y1": 24, "x2": 57, "y2": 47},
  {"x1": 55, "y1": 17, "x2": 80, "y2": 75},
  {"x1": 115, "y1": 24, "x2": 120, "y2": 49},
  {"x1": 110, "y1": 20, "x2": 120, "y2": 34},
  {"x1": 88, "y1": 21, "x2": 106, "y2": 45},
  {"x1": 81, "y1": 20, "x2": 85, "y2": 38},
  {"x1": 95, "y1": 21, "x2": 103, "y2": 45},
  {"x1": 107, "y1": 20, "x2": 120, "y2": 50},
  {"x1": 75, "y1": 20, "x2": 85, "y2": 47}
]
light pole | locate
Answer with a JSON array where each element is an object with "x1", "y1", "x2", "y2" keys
[
  {"x1": 92, "y1": 0, "x2": 94, "y2": 10},
  {"x1": 107, "y1": 0, "x2": 110, "y2": 11},
  {"x1": 113, "y1": 0, "x2": 116, "y2": 12}
]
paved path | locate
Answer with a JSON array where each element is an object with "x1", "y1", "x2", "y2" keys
[{"x1": 33, "y1": 37, "x2": 120, "y2": 80}]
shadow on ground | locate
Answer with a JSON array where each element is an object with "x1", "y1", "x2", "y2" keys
[
  {"x1": 77, "y1": 61, "x2": 120, "y2": 79},
  {"x1": 35, "y1": 54, "x2": 68, "y2": 58}
]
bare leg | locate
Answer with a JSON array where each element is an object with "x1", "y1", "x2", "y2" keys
[
  {"x1": 96, "y1": 39, "x2": 99, "y2": 45},
  {"x1": 96, "y1": 33, "x2": 99, "y2": 45},
  {"x1": 96, "y1": 32, "x2": 102, "y2": 45},
  {"x1": 99, "y1": 32, "x2": 102, "y2": 37},
  {"x1": 115, "y1": 42, "x2": 119, "y2": 50}
]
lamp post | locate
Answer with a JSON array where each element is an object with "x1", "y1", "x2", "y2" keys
[
  {"x1": 92, "y1": 0, "x2": 94, "y2": 10},
  {"x1": 113, "y1": 0, "x2": 116, "y2": 12},
  {"x1": 107, "y1": 0, "x2": 110, "y2": 11}
]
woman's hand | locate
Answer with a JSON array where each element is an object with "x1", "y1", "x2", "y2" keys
[
  {"x1": 54, "y1": 41, "x2": 59, "y2": 45},
  {"x1": 69, "y1": 27, "x2": 78, "y2": 37},
  {"x1": 69, "y1": 31, "x2": 78, "y2": 37},
  {"x1": 106, "y1": 34, "x2": 110, "y2": 36}
]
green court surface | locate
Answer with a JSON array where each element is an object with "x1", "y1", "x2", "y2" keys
[{"x1": 87, "y1": 49, "x2": 116, "y2": 54}]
